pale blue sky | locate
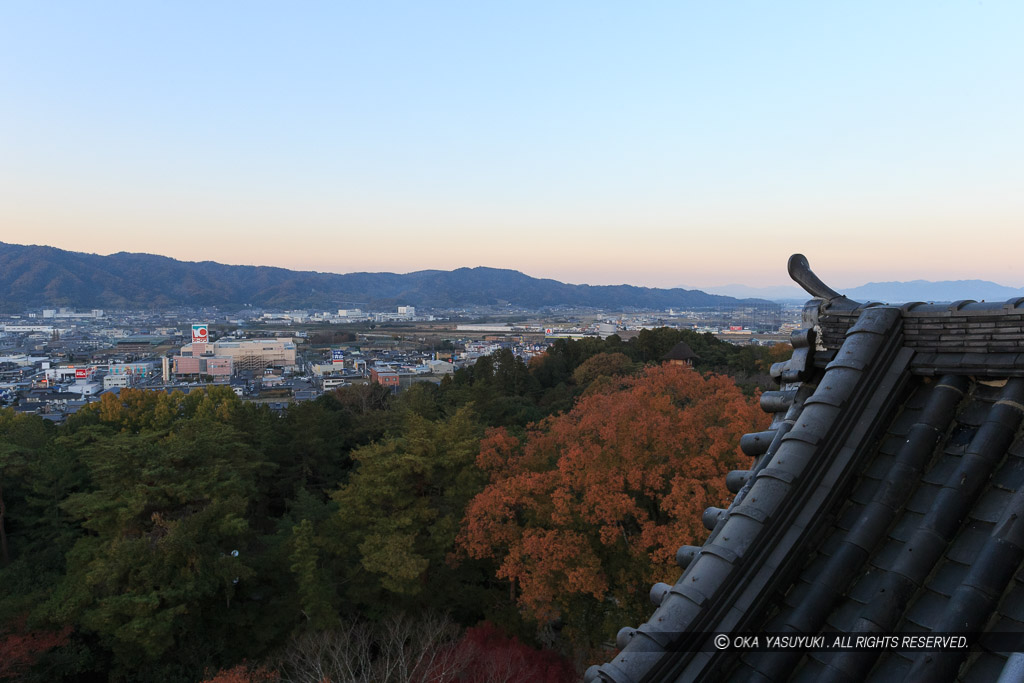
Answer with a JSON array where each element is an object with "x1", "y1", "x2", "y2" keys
[{"x1": 1, "y1": 2, "x2": 1022, "y2": 288}]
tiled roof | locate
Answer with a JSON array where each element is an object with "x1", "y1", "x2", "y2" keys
[
  {"x1": 587, "y1": 255, "x2": 1024, "y2": 683},
  {"x1": 662, "y1": 342, "x2": 698, "y2": 362}
]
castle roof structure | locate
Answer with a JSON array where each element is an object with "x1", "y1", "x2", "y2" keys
[
  {"x1": 587, "y1": 255, "x2": 1024, "y2": 682},
  {"x1": 662, "y1": 341, "x2": 699, "y2": 364}
]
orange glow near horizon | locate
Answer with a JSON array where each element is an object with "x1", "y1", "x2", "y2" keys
[{"x1": 3, "y1": 211, "x2": 1022, "y2": 291}]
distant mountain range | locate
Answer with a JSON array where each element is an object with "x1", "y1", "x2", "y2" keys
[
  {"x1": 0, "y1": 242, "x2": 762, "y2": 311},
  {"x1": 695, "y1": 284, "x2": 809, "y2": 301},
  {"x1": 699, "y1": 280, "x2": 1024, "y2": 304},
  {"x1": 843, "y1": 280, "x2": 1024, "y2": 304}
]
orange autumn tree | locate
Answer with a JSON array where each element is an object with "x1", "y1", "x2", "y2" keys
[{"x1": 457, "y1": 363, "x2": 769, "y2": 648}]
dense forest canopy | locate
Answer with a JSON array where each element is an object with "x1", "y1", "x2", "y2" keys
[{"x1": 0, "y1": 329, "x2": 781, "y2": 681}]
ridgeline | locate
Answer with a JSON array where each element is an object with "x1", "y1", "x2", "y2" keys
[{"x1": 0, "y1": 242, "x2": 764, "y2": 310}]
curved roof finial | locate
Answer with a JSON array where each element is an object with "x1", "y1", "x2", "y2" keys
[{"x1": 788, "y1": 254, "x2": 842, "y2": 300}]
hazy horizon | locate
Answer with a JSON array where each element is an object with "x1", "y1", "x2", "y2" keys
[
  {"x1": 5, "y1": 239, "x2": 1024, "y2": 294},
  {"x1": 3, "y1": 3, "x2": 1022, "y2": 289}
]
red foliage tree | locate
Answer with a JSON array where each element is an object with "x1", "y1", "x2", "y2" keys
[
  {"x1": 200, "y1": 661, "x2": 280, "y2": 683},
  {"x1": 457, "y1": 364, "x2": 768, "y2": 646},
  {"x1": 0, "y1": 615, "x2": 72, "y2": 680},
  {"x1": 437, "y1": 622, "x2": 576, "y2": 683}
]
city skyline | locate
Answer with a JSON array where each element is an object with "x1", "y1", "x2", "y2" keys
[{"x1": 3, "y1": 2, "x2": 1022, "y2": 289}]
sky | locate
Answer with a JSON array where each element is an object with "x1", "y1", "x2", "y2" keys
[{"x1": 1, "y1": 2, "x2": 1022, "y2": 290}]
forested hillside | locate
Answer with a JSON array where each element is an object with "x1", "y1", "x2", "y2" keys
[
  {"x1": 0, "y1": 329, "x2": 783, "y2": 681},
  {"x1": 0, "y1": 242, "x2": 755, "y2": 310}
]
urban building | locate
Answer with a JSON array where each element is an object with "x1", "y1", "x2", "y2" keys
[
  {"x1": 370, "y1": 368, "x2": 400, "y2": 389},
  {"x1": 179, "y1": 339, "x2": 297, "y2": 372},
  {"x1": 103, "y1": 375, "x2": 131, "y2": 389},
  {"x1": 172, "y1": 355, "x2": 233, "y2": 378},
  {"x1": 42, "y1": 308, "x2": 104, "y2": 319}
]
